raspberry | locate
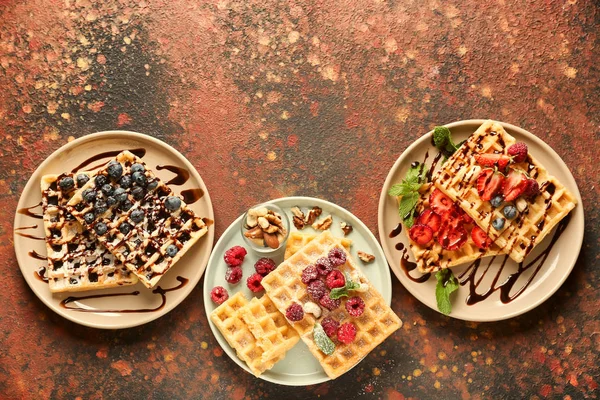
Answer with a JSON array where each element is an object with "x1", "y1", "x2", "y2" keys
[
  {"x1": 225, "y1": 266, "x2": 243, "y2": 284},
  {"x1": 301, "y1": 265, "x2": 319, "y2": 284},
  {"x1": 321, "y1": 317, "x2": 340, "y2": 339},
  {"x1": 337, "y1": 322, "x2": 357, "y2": 344},
  {"x1": 328, "y1": 247, "x2": 346, "y2": 267},
  {"x1": 307, "y1": 280, "x2": 327, "y2": 301},
  {"x1": 325, "y1": 270, "x2": 345, "y2": 289},
  {"x1": 285, "y1": 302, "x2": 304, "y2": 322},
  {"x1": 223, "y1": 245, "x2": 247, "y2": 267},
  {"x1": 314, "y1": 257, "x2": 333, "y2": 276},
  {"x1": 319, "y1": 294, "x2": 341, "y2": 311},
  {"x1": 345, "y1": 296, "x2": 365, "y2": 317},
  {"x1": 246, "y1": 273, "x2": 264, "y2": 293},
  {"x1": 507, "y1": 142, "x2": 528, "y2": 163},
  {"x1": 523, "y1": 178, "x2": 540, "y2": 198},
  {"x1": 210, "y1": 286, "x2": 229, "y2": 304},
  {"x1": 254, "y1": 257, "x2": 276, "y2": 276}
]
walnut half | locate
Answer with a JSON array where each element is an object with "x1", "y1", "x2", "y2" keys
[{"x1": 357, "y1": 251, "x2": 375, "y2": 263}]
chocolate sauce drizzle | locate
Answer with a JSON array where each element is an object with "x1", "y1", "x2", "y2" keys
[
  {"x1": 156, "y1": 165, "x2": 190, "y2": 186},
  {"x1": 400, "y1": 249, "x2": 431, "y2": 283},
  {"x1": 17, "y1": 203, "x2": 43, "y2": 219},
  {"x1": 35, "y1": 267, "x2": 49, "y2": 283},
  {"x1": 59, "y1": 276, "x2": 189, "y2": 313},
  {"x1": 28, "y1": 250, "x2": 47, "y2": 260},
  {"x1": 181, "y1": 188, "x2": 204, "y2": 204},
  {"x1": 71, "y1": 148, "x2": 146, "y2": 173}
]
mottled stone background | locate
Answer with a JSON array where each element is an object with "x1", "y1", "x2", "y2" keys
[{"x1": 1, "y1": 0, "x2": 598, "y2": 399}]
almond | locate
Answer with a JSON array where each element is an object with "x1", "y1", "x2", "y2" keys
[{"x1": 263, "y1": 232, "x2": 280, "y2": 249}]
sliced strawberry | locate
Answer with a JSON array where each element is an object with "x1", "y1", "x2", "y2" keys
[
  {"x1": 475, "y1": 153, "x2": 511, "y2": 170},
  {"x1": 409, "y1": 224, "x2": 434, "y2": 245},
  {"x1": 481, "y1": 171, "x2": 505, "y2": 201},
  {"x1": 437, "y1": 221, "x2": 468, "y2": 251},
  {"x1": 429, "y1": 189, "x2": 453, "y2": 215},
  {"x1": 416, "y1": 209, "x2": 441, "y2": 233},
  {"x1": 471, "y1": 225, "x2": 493, "y2": 249},
  {"x1": 460, "y1": 210, "x2": 474, "y2": 225},
  {"x1": 476, "y1": 169, "x2": 493, "y2": 197},
  {"x1": 502, "y1": 170, "x2": 528, "y2": 201}
]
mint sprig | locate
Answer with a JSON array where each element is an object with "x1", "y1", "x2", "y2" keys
[
  {"x1": 387, "y1": 162, "x2": 427, "y2": 228},
  {"x1": 314, "y1": 323, "x2": 335, "y2": 355},
  {"x1": 433, "y1": 126, "x2": 465, "y2": 159},
  {"x1": 435, "y1": 269, "x2": 459, "y2": 315},
  {"x1": 329, "y1": 272, "x2": 361, "y2": 299}
]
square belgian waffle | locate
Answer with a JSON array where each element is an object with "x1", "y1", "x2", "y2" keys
[
  {"x1": 432, "y1": 120, "x2": 577, "y2": 262},
  {"x1": 65, "y1": 151, "x2": 208, "y2": 288},
  {"x1": 41, "y1": 173, "x2": 137, "y2": 292},
  {"x1": 404, "y1": 182, "x2": 506, "y2": 273},
  {"x1": 284, "y1": 231, "x2": 352, "y2": 260},
  {"x1": 262, "y1": 230, "x2": 402, "y2": 379},
  {"x1": 210, "y1": 292, "x2": 298, "y2": 376}
]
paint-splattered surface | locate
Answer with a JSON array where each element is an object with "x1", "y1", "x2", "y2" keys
[{"x1": 1, "y1": 0, "x2": 599, "y2": 398}]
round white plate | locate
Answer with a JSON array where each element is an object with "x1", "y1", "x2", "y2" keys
[
  {"x1": 14, "y1": 131, "x2": 214, "y2": 329},
  {"x1": 378, "y1": 120, "x2": 584, "y2": 321},
  {"x1": 204, "y1": 196, "x2": 392, "y2": 386}
]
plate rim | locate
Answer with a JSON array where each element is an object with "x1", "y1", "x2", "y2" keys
[
  {"x1": 203, "y1": 195, "x2": 392, "y2": 386},
  {"x1": 377, "y1": 119, "x2": 585, "y2": 321},
  {"x1": 13, "y1": 130, "x2": 215, "y2": 329}
]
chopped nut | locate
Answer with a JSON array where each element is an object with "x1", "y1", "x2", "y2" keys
[
  {"x1": 302, "y1": 301, "x2": 322, "y2": 318},
  {"x1": 304, "y1": 206, "x2": 322, "y2": 225},
  {"x1": 357, "y1": 251, "x2": 375, "y2": 263},
  {"x1": 312, "y1": 215, "x2": 333, "y2": 230},
  {"x1": 246, "y1": 213, "x2": 258, "y2": 228},
  {"x1": 292, "y1": 216, "x2": 305, "y2": 230},
  {"x1": 340, "y1": 222, "x2": 353, "y2": 236},
  {"x1": 516, "y1": 197, "x2": 528, "y2": 213},
  {"x1": 265, "y1": 213, "x2": 283, "y2": 229},
  {"x1": 244, "y1": 226, "x2": 264, "y2": 239},
  {"x1": 249, "y1": 207, "x2": 268, "y2": 217},
  {"x1": 258, "y1": 216, "x2": 270, "y2": 230},
  {"x1": 244, "y1": 207, "x2": 287, "y2": 249},
  {"x1": 263, "y1": 232, "x2": 280, "y2": 249},
  {"x1": 291, "y1": 206, "x2": 304, "y2": 219}
]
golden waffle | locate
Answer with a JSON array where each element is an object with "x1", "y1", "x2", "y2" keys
[
  {"x1": 66, "y1": 151, "x2": 208, "y2": 288},
  {"x1": 432, "y1": 120, "x2": 577, "y2": 262},
  {"x1": 238, "y1": 296, "x2": 299, "y2": 362},
  {"x1": 41, "y1": 173, "x2": 137, "y2": 293},
  {"x1": 284, "y1": 231, "x2": 352, "y2": 260},
  {"x1": 403, "y1": 182, "x2": 505, "y2": 273},
  {"x1": 210, "y1": 292, "x2": 297, "y2": 376},
  {"x1": 262, "y1": 231, "x2": 402, "y2": 379}
]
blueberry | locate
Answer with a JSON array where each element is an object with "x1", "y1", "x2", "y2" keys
[
  {"x1": 119, "y1": 222, "x2": 132, "y2": 235},
  {"x1": 121, "y1": 199, "x2": 133, "y2": 211},
  {"x1": 119, "y1": 175, "x2": 132, "y2": 189},
  {"x1": 165, "y1": 196, "x2": 181, "y2": 212},
  {"x1": 107, "y1": 161, "x2": 123, "y2": 180},
  {"x1": 59, "y1": 177, "x2": 75, "y2": 191},
  {"x1": 490, "y1": 195, "x2": 504, "y2": 208},
  {"x1": 503, "y1": 205, "x2": 518, "y2": 220},
  {"x1": 94, "y1": 199, "x2": 107, "y2": 215},
  {"x1": 101, "y1": 184, "x2": 114, "y2": 196},
  {"x1": 492, "y1": 217, "x2": 505, "y2": 230},
  {"x1": 76, "y1": 174, "x2": 89, "y2": 187},
  {"x1": 130, "y1": 209, "x2": 145, "y2": 223},
  {"x1": 83, "y1": 212, "x2": 95, "y2": 224},
  {"x1": 82, "y1": 189, "x2": 97, "y2": 203},
  {"x1": 95, "y1": 222, "x2": 108, "y2": 235},
  {"x1": 132, "y1": 171, "x2": 147, "y2": 187},
  {"x1": 106, "y1": 196, "x2": 117, "y2": 207},
  {"x1": 95, "y1": 174, "x2": 108, "y2": 187},
  {"x1": 131, "y1": 186, "x2": 145, "y2": 200},
  {"x1": 166, "y1": 244, "x2": 178, "y2": 257},
  {"x1": 114, "y1": 187, "x2": 127, "y2": 202},
  {"x1": 147, "y1": 180, "x2": 158, "y2": 190},
  {"x1": 131, "y1": 163, "x2": 145, "y2": 174}
]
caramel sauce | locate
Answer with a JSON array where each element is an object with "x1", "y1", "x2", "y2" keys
[
  {"x1": 60, "y1": 276, "x2": 189, "y2": 313},
  {"x1": 70, "y1": 148, "x2": 146, "y2": 173},
  {"x1": 156, "y1": 165, "x2": 190, "y2": 186}
]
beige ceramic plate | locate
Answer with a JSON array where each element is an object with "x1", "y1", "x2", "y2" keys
[
  {"x1": 378, "y1": 120, "x2": 584, "y2": 321},
  {"x1": 14, "y1": 131, "x2": 214, "y2": 329}
]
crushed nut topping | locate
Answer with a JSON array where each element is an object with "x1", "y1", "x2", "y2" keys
[
  {"x1": 291, "y1": 206, "x2": 305, "y2": 230},
  {"x1": 340, "y1": 222, "x2": 353, "y2": 236},
  {"x1": 244, "y1": 207, "x2": 287, "y2": 249},
  {"x1": 312, "y1": 215, "x2": 333, "y2": 230},
  {"x1": 304, "y1": 206, "x2": 322, "y2": 226},
  {"x1": 357, "y1": 251, "x2": 375, "y2": 263}
]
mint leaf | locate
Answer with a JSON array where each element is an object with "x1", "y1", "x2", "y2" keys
[
  {"x1": 388, "y1": 162, "x2": 426, "y2": 228},
  {"x1": 314, "y1": 324, "x2": 335, "y2": 355},
  {"x1": 433, "y1": 126, "x2": 452, "y2": 149},
  {"x1": 399, "y1": 191, "x2": 418, "y2": 219},
  {"x1": 329, "y1": 286, "x2": 349, "y2": 299},
  {"x1": 435, "y1": 269, "x2": 459, "y2": 315},
  {"x1": 388, "y1": 182, "x2": 419, "y2": 197},
  {"x1": 343, "y1": 272, "x2": 361, "y2": 290}
]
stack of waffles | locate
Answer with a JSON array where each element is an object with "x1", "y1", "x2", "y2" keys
[
  {"x1": 41, "y1": 172, "x2": 137, "y2": 292},
  {"x1": 41, "y1": 150, "x2": 208, "y2": 292},
  {"x1": 262, "y1": 231, "x2": 402, "y2": 379},
  {"x1": 210, "y1": 292, "x2": 300, "y2": 376},
  {"x1": 432, "y1": 120, "x2": 577, "y2": 262}
]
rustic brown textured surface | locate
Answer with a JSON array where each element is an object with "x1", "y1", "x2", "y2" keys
[{"x1": 1, "y1": 0, "x2": 599, "y2": 398}]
